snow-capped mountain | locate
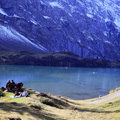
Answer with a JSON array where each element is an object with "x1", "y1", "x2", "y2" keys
[{"x1": 0, "y1": 0, "x2": 120, "y2": 60}]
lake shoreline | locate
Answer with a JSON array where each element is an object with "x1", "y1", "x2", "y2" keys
[
  {"x1": 0, "y1": 65, "x2": 120, "y2": 100},
  {"x1": 0, "y1": 86, "x2": 120, "y2": 101}
]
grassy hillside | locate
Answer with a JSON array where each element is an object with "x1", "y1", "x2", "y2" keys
[{"x1": 0, "y1": 88, "x2": 120, "y2": 120}]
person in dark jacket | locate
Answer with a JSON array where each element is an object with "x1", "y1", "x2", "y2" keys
[
  {"x1": 11, "y1": 80, "x2": 16, "y2": 89},
  {"x1": 6, "y1": 80, "x2": 11, "y2": 91}
]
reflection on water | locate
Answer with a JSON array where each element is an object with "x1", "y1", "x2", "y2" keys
[{"x1": 0, "y1": 65, "x2": 120, "y2": 100}]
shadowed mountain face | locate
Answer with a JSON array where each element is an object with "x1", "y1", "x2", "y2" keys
[{"x1": 0, "y1": 0, "x2": 120, "y2": 60}]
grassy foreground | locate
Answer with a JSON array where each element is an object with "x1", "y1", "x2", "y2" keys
[{"x1": 0, "y1": 88, "x2": 120, "y2": 120}]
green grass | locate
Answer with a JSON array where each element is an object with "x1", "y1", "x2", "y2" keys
[
  {"x1": 1, "y1": 88, "x2": 120, "y2": 120},
  {"x1": 100, "y1": 100, "x2": 120, "y2": 109}
]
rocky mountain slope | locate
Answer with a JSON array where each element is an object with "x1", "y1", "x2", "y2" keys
[{"x1": 0, "y1": 0, "x2": 120, "y2": 60}]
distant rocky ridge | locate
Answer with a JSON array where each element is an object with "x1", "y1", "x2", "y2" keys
[
  {"x1": 0, "y1": 50, "x2": 120, "y2": 68},
  {"x1": 0, "y1": 0, "x2": 120, "y2": 60}
]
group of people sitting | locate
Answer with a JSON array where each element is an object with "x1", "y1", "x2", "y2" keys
[
  {"x1": 5, "y1": 80, "x2": 28, "y2": 97},
  {"x1": 6, "y1": 80, "x2": 23, "y2": 91}
]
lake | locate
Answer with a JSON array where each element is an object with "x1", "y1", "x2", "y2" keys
[{"x1": 0, "y1": 65, "x2": 120, "y2": 100}]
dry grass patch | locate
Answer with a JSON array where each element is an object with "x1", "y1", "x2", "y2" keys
[{"x1": 0, "y1": 88, "x2": 120, "y2": 120}]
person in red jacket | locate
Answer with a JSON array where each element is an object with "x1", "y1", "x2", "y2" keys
[{"x1": 16, "y1": 82, "x2": 23, "y2": 91}]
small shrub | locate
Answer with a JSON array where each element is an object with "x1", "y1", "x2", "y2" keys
[
  {"x1": 109, "y1": 89, "x2": 115, "y2": 94},
  {"x1": 40, "y1": 98, "x2": 61, "y2": 108},
  {"x1": 115, "y1": 87, "x2": 120, "y2": 91},
  {"x1": 30, "y1": 105, "x2": 41, "y2": 110},
  {"x1": 109, "y1": 87, "x2": 120, "y2": 94},
  {"x1": 8, "y1": 118, "x2": 21, "y2": 120},
  {"x1": 0, "y1": 91, "x2": 5, "y2": 97}
]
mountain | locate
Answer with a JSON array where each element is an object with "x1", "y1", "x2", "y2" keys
[{"x1": 0, "y1": 0, "x2": 120, "y2": 60}]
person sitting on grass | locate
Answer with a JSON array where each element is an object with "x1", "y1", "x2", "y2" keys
[
  {"x1": 16, "y1": 82, "x2": 23, "y2": 91},
  {"x1": 6, "y1": 80, "x2": 12, "y2": 91},
  {"x1": 14, "y1": 90, "x2": 28, "y2": 97},
  {"x1": 14, "y1": 91, "x2": 20, "y2": 96},
  {"x1": 11, "y1": 80, "x2": 16, "y2": 90}
]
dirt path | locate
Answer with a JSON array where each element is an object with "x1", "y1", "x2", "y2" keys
[{"x1": 88, "y1": 91, "x2": 120, "y2": 104}]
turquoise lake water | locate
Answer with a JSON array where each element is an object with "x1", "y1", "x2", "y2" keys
[{"x1": 0, "y1": 65, "x2": 120, "y2": 100}]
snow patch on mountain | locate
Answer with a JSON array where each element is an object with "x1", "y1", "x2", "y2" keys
[
  {"x1": 105, "y1": 18, "x2": 110, "y2": 22},
  {"x1": 87, "y1": 13, "x2": 93, "y2": 18},
  {"x1": 104, "y1": 41, "x2": 114, "y2": 46},
  {"x1": 0, "y1": 25, "x2": 48, "y2": 52},
  {"x1": 49, "y1": 2, "x2": 64, "y2": 9},
  {"x1": 30, "y1": 19, "x2": 38, "y2": 25},
  {"x1": 0, "y1": 8, "x2": 8, "y2": 16},
  {"x1": 13, "y1": 14, "x2": 22, "y2": 18},
  {"x1": 69, "y1": 5, "x2": 76, "y2": 13},
  {"x1": 114, "y1": 19, "x2": 120, "y2": 28},
  {"x1": 43, "y1": 16, "x2": 51, "y2": 19}
]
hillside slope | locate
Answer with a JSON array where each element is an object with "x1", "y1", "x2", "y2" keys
[
  {"x1": 0, "y1": 87, "x2": 120, "y2": 120},
  {"x1": 0, "y1": 51, "x2": 120, "y2": 67}
]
